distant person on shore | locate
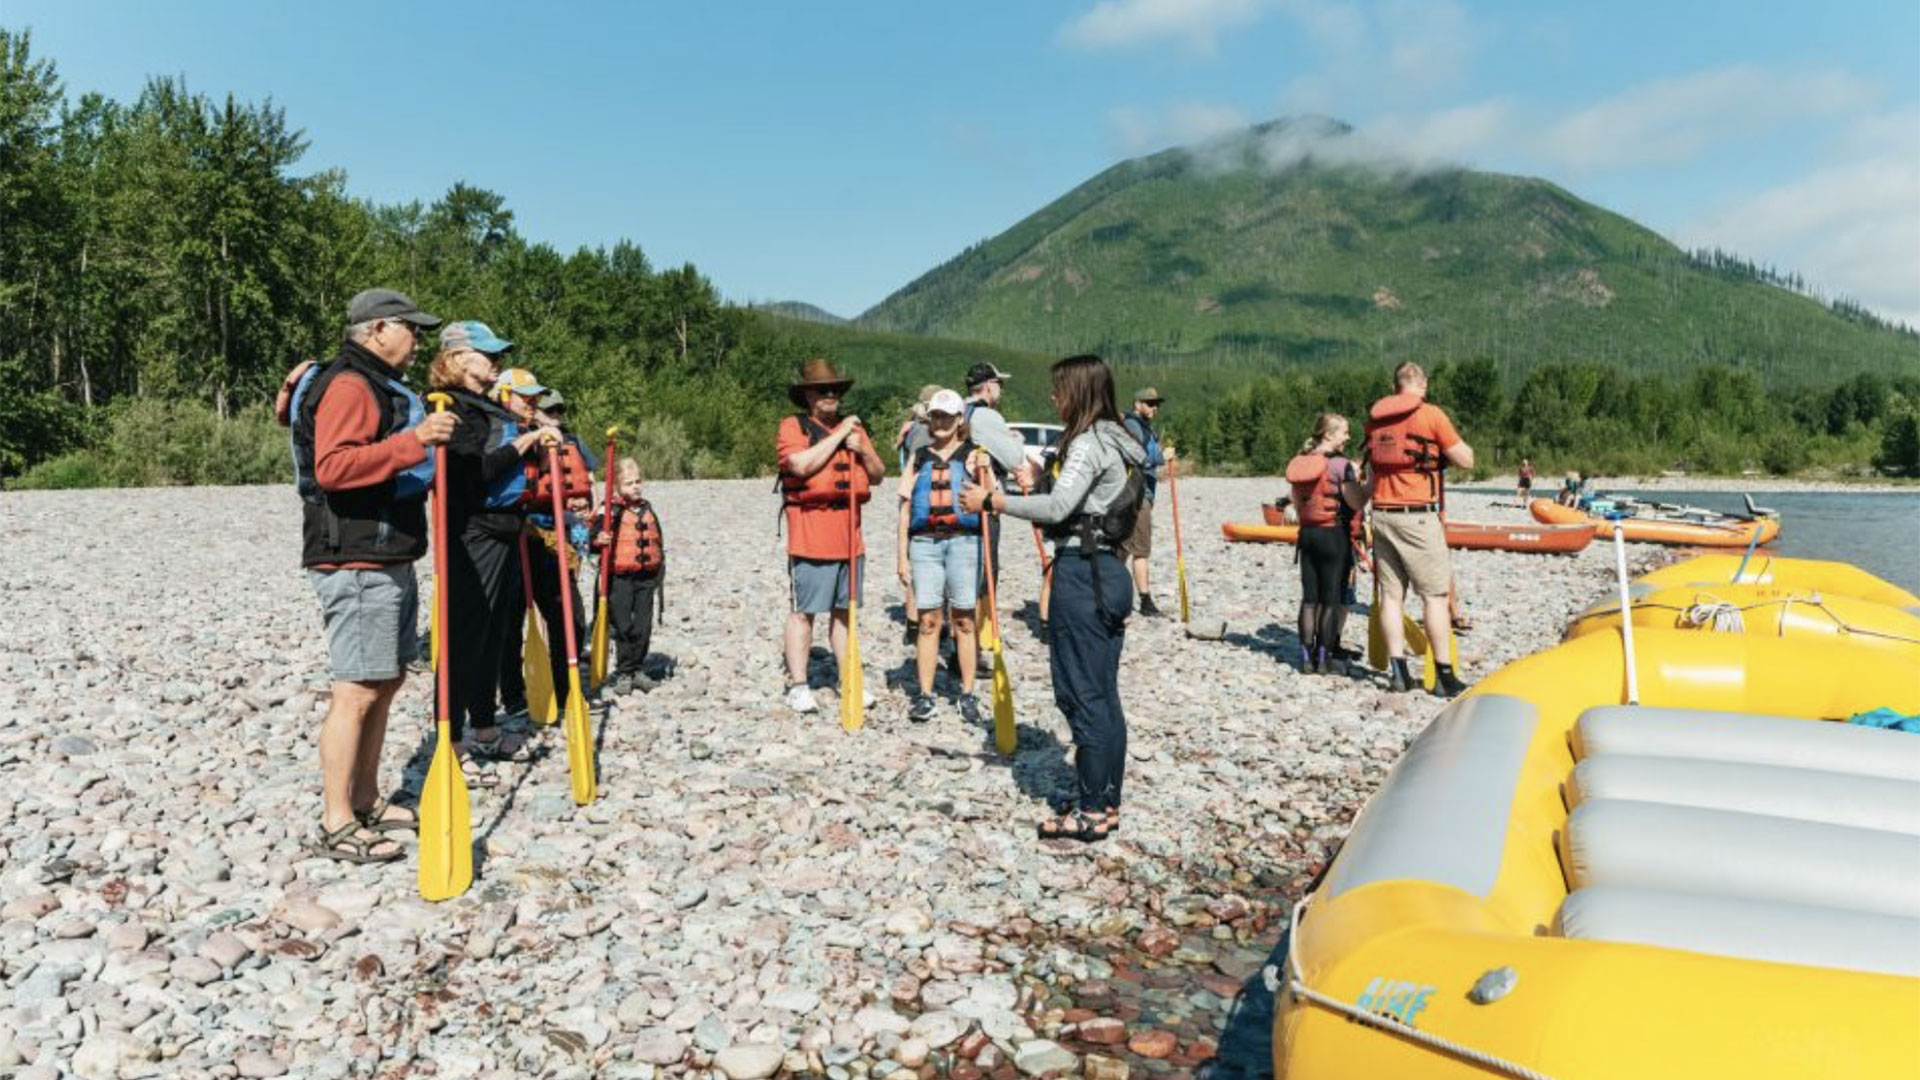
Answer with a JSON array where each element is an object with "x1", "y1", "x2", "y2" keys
[
  {"x1": 1558, "y1": 470, "x2": 1587, "y2": 508},
  {"x1": 960, "y1": 354, "x2": 1147, "y2": 843},
  {"x1": 896, "y1": 389, "x2": 987, "y2": 724},
  {"x1": 1365, "y1": 361, "x2": 1473, "y2": 697},
  {"x1": 1517, "y1": 458, "x2": 1535, "y2": 500},
  {"x1": 962, "y1": 363, "x2": 1027, "y2": 601},
  {"x1": 290, "y1": 288, "x2": 450, "y2": 863},
  {"x1": 594, "y1": 458, "x2": 666, "y2": 695},
  {"x1": 1286, "y1": 413, "x2": 1365, "y2": 673},
  {"x1": 428, "y1": 322, "x2": 549, "y2": 781},
  {"x1": 1120, "y1": 388, "x2": 1172, "y2": 617},
  {"x1": 777, "y1": 358, "x2": 885, "y2": 714}
]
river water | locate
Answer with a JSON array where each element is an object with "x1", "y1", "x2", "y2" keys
[{"x1": 1603, "y1": 490, "x2": 1920, "y2": 594}]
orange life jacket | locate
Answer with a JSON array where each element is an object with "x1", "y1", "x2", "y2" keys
[
  {"x1": 607, "y1": 502, "x2": 664, "y2": 575},
  {"x1": 1284, "y1": 452, "x2": 1351, "y2": 529},
  {"x1": 524, "y1": 442, "x2": 594, "y2": 508},
  {"x1": 1365, "y1": 394, "x2": 1445, "y2": 505},
  {"x1": 778, "y1": 415, "x2": 873, "y2": 508}
]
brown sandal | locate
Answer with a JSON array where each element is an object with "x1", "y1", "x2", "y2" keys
[
  {"x1": 356, "y1": 798, "x2": 418, "y2": 834},
  {"x1": 307, "y1": 821, "x2": 404, "y2": 864}
]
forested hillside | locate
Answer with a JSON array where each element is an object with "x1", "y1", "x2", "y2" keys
[{"x1": 861, "y1": 118, "x2": 1920, "y2": 390}]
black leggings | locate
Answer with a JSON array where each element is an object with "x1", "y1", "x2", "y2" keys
[
  {"x1": 1297, "y1": 525, "x2": 1353, "y2": 654},
  {"x1": 441, "y1": 526, "x2": 520, "y2": 742}
]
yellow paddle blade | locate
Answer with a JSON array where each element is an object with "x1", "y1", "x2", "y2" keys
[
  {"x1": 564, "y1": 669, "x2": 596, "y2": 805},
  {"x1": 990, "y1": 639, "x2": 1016, "y2": 755},
  {"x1": 1176, "y1": 557, "x2": 1191, "y2": 624},
  {"x1": 417, "y1": 719, "x2": 473, "y2": 902},
  {"x1": 840, "y1": 604, "x2": 865, "y2": 733},
  {"x1": 1366, "y1": 580, "x2": 1386, "y2": 670},
  {"x1": 1408, "y1": 617, "x2": 1436, "y2": 690},
  {"x1": 525, "y1": 611, "x2": 557, "y2": 726},
  {"x1": 587, "y1": 597, "x2": 610, "y2": 691}
]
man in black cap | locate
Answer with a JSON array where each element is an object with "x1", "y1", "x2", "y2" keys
[
  {"x1": 962, "y1": 363, "x2": 1027, "y2": 602},
  {"x1": 290, "y1": 287, "x2": 453, "y2": 863}
]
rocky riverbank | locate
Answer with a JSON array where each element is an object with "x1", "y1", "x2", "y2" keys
[{"x1": 0, "y1": 480, "x2": 1653, "y2": 1080}]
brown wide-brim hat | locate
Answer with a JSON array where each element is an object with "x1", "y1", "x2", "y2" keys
[{"x1": 788, "y1": 357, "x2": 854, "y2": 409}]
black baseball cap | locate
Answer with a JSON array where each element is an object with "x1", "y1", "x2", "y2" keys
[
  {"x1": 346, "y1": 288, "x2": 442, "y2": 328},
  {"x1": 965, "y1": 362, "x2": 1011, "y2": 388}
]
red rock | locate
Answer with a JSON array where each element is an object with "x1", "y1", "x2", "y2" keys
[
  {"x1": 957, "y1": 1031, "x2": 991, "y2": 1061},
  {"x1": 1126, "y1": 1031, "x2": 1177, "y2": 1059},
  {"x1": 1206, "y1": 897, "x2": 1250, "y2": 922},
  {"x1": 1187, "y1": 1038, "x2": 1218, "y2": 1062},
  {"x1": 950, "y1": 1063, "x2": 984, "y2": 1080},
  {"x1": 1079, "y1": 1018, "x2": 1126, "y2": 1045},
  {"x1": 1197, "y1": 973, "x2": 1242, "y2": 998},
  {"x1": 1136, "y1": 927, "x2": 1178, "y2": 958},
  {"x1": 892, "y1": 974, "x2": 924, "y2": 1005},
  {"x1": 990, "y1": 1064, "x2": 1017, "y2": 1080}
]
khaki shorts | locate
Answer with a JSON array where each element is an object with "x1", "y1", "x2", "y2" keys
[
  {"x1": 1373, "y1": 511, "x2": 1452, "y2": 599},
  {"x1": 1120, "y1": 498, "x2": 1153, "y2": 559}
]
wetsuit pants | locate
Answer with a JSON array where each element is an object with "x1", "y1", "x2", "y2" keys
[
  {"x1": 1049, "y1": 549, "x2": 1133, "y2": 813},
  {"x1": 441, "y1": 525, "x2": 520, "y2": 743},
  {"x1": 609, "y1": 571, "x2": 660, "y2": 676}
]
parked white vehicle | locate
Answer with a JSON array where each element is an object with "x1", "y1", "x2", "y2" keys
[{"x1": 1007, "y1": 422, "x2": 1064, "y2": 468}]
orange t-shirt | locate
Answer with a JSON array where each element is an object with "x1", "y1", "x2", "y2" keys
[
  {"x1": 1369, "y1": 402, "x2": 1460, "y2": 508},
  {"x1": 777, "y1": 415, "x2": 872, "y2": 560}
]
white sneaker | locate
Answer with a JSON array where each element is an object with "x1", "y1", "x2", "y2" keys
[{"x1": 786, "y1": 685, "x2": 819, "y2": 714}]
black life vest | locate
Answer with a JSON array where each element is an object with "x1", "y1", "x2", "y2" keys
[{"x1": 290, "y1": 343, "x2": 431, "y2": 567}]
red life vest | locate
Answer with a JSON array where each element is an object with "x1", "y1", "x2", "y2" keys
[
  {"x1": 1284, "y1": 452, "x2": 1350, "y2": 528},
  {"x1": 523, "y1": 442, "x2": 594, "y2": 508},
  {"x1": 1366, "y1": 394, "x2": 1445, "y2": 505},
  {"x1": 778, "y1": 415, "x2": 873, "y2": 508},
  {"x1": 608, "y1": 502, "x2": 664, "y2": 575}
]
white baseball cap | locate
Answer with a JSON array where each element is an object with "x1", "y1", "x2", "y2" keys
[{"x1": 927, "y1": 388, "x2": 965, "y2": 416}]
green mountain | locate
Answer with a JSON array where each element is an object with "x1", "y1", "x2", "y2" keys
[
  {"x1": 749, "y1": 300, "x2": 848, "y2": 325},
  {"x1": 859, "y1": 118, "x2": 1919, "y2": 387}
]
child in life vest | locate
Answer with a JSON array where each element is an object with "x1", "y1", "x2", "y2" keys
[{"x1": 593, "y1": 458, "x2": 666, "y2": 695}]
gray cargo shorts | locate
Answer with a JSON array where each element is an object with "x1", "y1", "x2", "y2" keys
[{"x1": 308, "y1": 564, "x2": 419, "y2": 683}]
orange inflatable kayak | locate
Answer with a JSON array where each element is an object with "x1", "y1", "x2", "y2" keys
[
  {"x1": 1530, "y1": 498, "x2": 1781, "y2": 548},
  {"x1": 1227, "y1": 518, "x2": 1595, "y2": 554}
]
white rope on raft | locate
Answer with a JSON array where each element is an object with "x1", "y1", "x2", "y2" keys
[
  {"x1": 1647, "y1": 591, "x2": 1920, "y2": 646},
  {"x1": 1284, "y1": 897, "x2": 1560, "y2": 1080}
]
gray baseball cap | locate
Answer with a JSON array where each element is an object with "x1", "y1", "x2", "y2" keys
[{"x1": 346, "y1": 288, "x2": 441, "y2": 328}]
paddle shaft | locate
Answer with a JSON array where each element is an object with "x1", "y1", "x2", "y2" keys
[
  {"x1": 977, "y1": 460, "x2": 1002, "y2": 633},
  {"x1": 547, "y1": 448, "x2": 584, "y2": 665},
  {"x1": 598, "y1": 429, "x2": 618, "y2": 603},
  {"x1": 429, "y1": 397, "x2": 453, "y2": 724},
  {"x1": 1612, "y1": 520, "x2": 1639, "y2": 706}
]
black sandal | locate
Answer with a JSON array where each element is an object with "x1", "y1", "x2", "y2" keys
[
  {"x1": 469, "y1": 729, "x2": 538, "y2": 764},
  {"x1": 307, "y1": 821, "x2": 404, "y2": 864},
  {"x1": 1037, "y1": 811, "x2": 1112, "y2": 843},
  {"x1": 356, "y1": 797, "x2": 418, "y2": 834}
]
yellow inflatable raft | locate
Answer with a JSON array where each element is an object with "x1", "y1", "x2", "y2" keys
[
  {"x1": 1635, "y1": 553, "x2": 1920, "y2": 609},
  {"x1": 1566, "y1": 582, "x2": 1920, "y2": 667},
  {"x1": 1274, "y1": 626, "x2": 1920, "y2": 1079}
]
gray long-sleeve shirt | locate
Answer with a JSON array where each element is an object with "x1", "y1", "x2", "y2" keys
[
  {"x1": 964, "y1": 400, "x2": 1027, "y2": 475},
  {"x1": 1000, "y1": 421, "x2": 1147, "y2": 543}
]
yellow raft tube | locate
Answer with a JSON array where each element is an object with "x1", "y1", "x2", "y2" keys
[
  {"x1": 1566, "y1": 581, "x2": 1920, "y2": 668},
  {"x1": 1634, "y1": 552, "x2": 1920, "y2": 609},
  {"x1": 1275, "y1": 619, "x2": 1920, "y2": 1077}
]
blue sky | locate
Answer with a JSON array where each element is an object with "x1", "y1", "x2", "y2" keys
[{"x1": 9, "y1": 0, "x2": 1917, "y2": 323}]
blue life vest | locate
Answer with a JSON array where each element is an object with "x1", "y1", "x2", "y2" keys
[
  {"x1": 288, "y1": 362, "x2": 434, "y2": 501},
  {"x1": 482, "y1": 408, "x2": 527, "y2": 509},
  {"x1": 908, "y1": 444, "x2": 982, "y2": 535}
]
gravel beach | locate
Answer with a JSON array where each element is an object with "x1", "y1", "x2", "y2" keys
[{"x1": 0, "y1": 480, "x2": 1655, "y2": 1080}]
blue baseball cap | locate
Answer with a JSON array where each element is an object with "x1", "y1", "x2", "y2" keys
[{"x1": 440, "y1": 320, "x2": 513, "y2": 354}]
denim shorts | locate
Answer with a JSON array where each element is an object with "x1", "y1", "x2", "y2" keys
[
  {"x1": 308, "y1": 565, "x2": 419, "y2": 683},
  {"x1": 908, "y1": 533, "x2": 980, "y2": 611},
  {"x1": 790, "y1": 556, "x2": 864, "y2": 614}
]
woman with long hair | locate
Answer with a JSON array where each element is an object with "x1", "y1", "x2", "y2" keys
[
  {"x1": 960, "y1": 354, "x2": 1146, "y2": 843},
  {"x1": 1284, "y1": 413, "x2": 1365, "y2": 672}
]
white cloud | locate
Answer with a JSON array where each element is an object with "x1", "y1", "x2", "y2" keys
[
  {"x1": 1380, "y1": 0, "x2": 1475, "y2": 91},
  {"x1": 1367, "y1": 100, "x2": 1514, "y2": 163},
  {"x1": 1110, "y1": 103, "x2": 1254, "y2": 154},
  {"x1": 1684, "y1": 148, "x2": 1920, "y2": 328},
  {"x1": 1059, "y1": 0, "x2": 1270, "y2": 55},
  {"x1": 1538, "y1": 66, "x2": 1877, "y2": 171}
]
